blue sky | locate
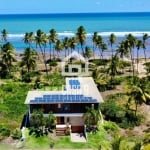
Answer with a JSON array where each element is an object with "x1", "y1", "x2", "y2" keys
[{"x1": 0, "y1": 0, "x2": 150, "y2": 14}]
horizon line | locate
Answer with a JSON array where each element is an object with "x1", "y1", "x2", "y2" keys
[{"x1": 0, "y1": 11, "x2": 150, "y2": 15}]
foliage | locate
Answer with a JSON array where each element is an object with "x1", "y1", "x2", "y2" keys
[
  {"x1": 0, "y1": 125, "x2": 11, "y2": 137},
  {"x1": 89, "y1": 58, "x2": 109, "y2": 66},
  {"x1": 100, "y1": 100, "x2": 143, "y2": 128},
  {"x1": 11, "y1": 129, "x2": 22, "y2": 139},
  {"x1": 83, "y1": 107, "x2": 101, "y2": 133},
  {"x1": 103, "y1": 121, "x2": 119, "y2": 132},
  {"x1": 29, "y1": 110, "x2": 56, "y2": 137}
]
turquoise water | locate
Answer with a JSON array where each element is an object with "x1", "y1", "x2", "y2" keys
[
  {"x1": 0, "y1": 12, "x2": 150, "y2": 56},
  {"x1": 1, "y1": 12, "x2": 150, "y2": 33}
]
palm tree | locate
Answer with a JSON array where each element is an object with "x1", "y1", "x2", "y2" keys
[
  {"x1": 127, "y1": 84, "x2": 149, "y2": 116},
  {"x1": 48, "y1": 29, "x2": 58, "y2": 59},
  {"x1": 95, "y1": 35, "x2": 103, "y2": 59},
  {"x1": 92, "y1": 32, "x2": 99, "y2": 58},
  {"x1": 136, "y1": 40, "x2": 143, "y2": 73},
  {"x1": 116, "y1": 40, "x2": 129, "y2": 59},
  {"x1": 84, "y1": 46, "x2": 93, "y2": 58},
  {"x1": 55, "y1": 40, "x2": 64, "y2": 58},
  {"x1": 1, "y1": 29, "x2": 8, "y2": 42},
  {"x1": 23, "y1": 32, "x2": 35, "y2": 48},
  {"x1": 20, "y1": 47, "x2": 37, "y2": 73},
  {"x1": 76, "y1": 26, "x2": 86, "y2": 54},
  {"x1": 35, "y1": 29, "x2": 49, "y2": 76},
  {"x1": 0, "y1": 42, "x2": 16, "y2": 74},
  {"x1": 63, "y1": 37, "x2": 69, "y2": 57},
  {"x1": 142, "y1": 33, "x2": 149, "y2": 62},
  {"x1": 69, "y1": 37, "x2": 76, "y2": 54},
  {"x1": 100, "y1": 42, "x2": 107, "y2": 60},
  {"x1": 126, "y1": 34, "x2": 137, "y2": 79},
  {"x1": 109, "y1": 33, "x2": 116, "y2": 57},
  {"x1": 106, "y1": 55, "x2": 120, "y2": 81}
]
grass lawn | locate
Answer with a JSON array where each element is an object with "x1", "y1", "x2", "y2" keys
[{"x1": 22, "y1": 125, "x2": 112, "y2": 150}]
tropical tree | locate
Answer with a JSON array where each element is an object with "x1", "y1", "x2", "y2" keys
[
  {"x1": 83, "y1": 106, "x2": 101, "y2": 133},
  {"x1": 106, "y1": 55, "x2": 120, "y2": 81},
  {"x1": 76, "y1": 26, "x2": 86, "y2": 54},
  {"x1": 69, "y1": 37, "x2": 76, "y2": 54},
  {"x1": 127, "y1": 85, "x2": 149, "y2": 116},
  {"x1": 35, "y1": 29, "x2": 49, "y2": 76},
  {"x1": 23, "y1": 32, "x2": 35, "y2": 48},
  {"x1": 95, "y1": 35, "x2": 103, "y2": 59},
  {"x1": 63, "y1": 37, "x2": 69, "y2": 57},
  {"x1": 55, "y1": 39, "x2": 64, "y2": 57},
  {"x1": 126, "y1": 34, "x2": 137, "y2": 79},
  {"x1": 126, "y1": 77, "x2": 150, "y2": 116},
  {"x1": 100, "y1": 42, "x2": 107, "y2": 60},
  {"x1": 92, "y1": 32, "x2": 99, "y2": 57},
  {"x1": 136, "y1": 40, "x2": 143, "y2": 73},
  {"x1": 109, "y1": 33, "x2": 116, "y2": 57},
  {"x1": 1, "y1": 29, "x2": 8, "y2": 42},
  {"x1": 20, "y1": 47, "x2": 37, "y2": 73},
  {"x1": 84, "y1": 46, "x2": 93, "y2": 58},
  {"x1": 142, "y1": 33, "x2": 149, "y2": 62},
  {"x1": 48, "y1": 29, "x2": 58, "y2": 59},
  {"x1": 116, "y1": 40, "x2": 129, "y2": 59},
  {"x1": 29, "y1": 110, "x2": 56, "y2": 137},
  {"x1": 0, "y1": 42, "x2": 16, "y2": 75}
]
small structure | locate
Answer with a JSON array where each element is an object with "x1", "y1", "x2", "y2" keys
[
  {"x1": 24, "y1": 77, "x2": 103, "y2": 137},
  {"x1": 61, "y1": 51, "x2": 89, "y2": 76}
]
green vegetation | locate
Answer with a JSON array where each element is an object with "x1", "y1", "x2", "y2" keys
[{"x1": 0, "y1": 28, "x2": 150, "y2": 149}]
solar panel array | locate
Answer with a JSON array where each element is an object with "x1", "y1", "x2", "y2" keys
[
  {"x1": 30, "y1": 94, "x2": 97, "y2": 104},
  {"x1": 69, "y1": 79, "x2": 80, "y2": 89}
]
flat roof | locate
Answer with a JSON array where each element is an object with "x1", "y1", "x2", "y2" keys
[{"x1": 24, "y1": 77, "x2": 103, "y2": 104}]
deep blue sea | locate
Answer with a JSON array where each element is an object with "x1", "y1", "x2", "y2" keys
[{"x1": 0, "y1": 12, "x2": 150, "y2": 57}]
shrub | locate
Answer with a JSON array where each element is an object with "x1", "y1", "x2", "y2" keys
[
  {"x1": 0, "y1": 125, "x2": 11, "y2": 137},
  {"x1": 11, "y1": 129, "x2": 21, "y2": 139},
  {"x1": 103, "y1": 121, "x2": 119, "y2": 132},
  {"x1": 100, "y1": 100, "x2": 143, "y2": 128}
]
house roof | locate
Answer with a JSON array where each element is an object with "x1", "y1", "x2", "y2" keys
[
  {"x1": 62, "y1": 51, "x2": 87, "y2": 62},
  {"x1": 24, "y1": 77, "x2": 103, "y2": 104}
]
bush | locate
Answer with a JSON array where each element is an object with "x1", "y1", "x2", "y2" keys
[
  {"x1": 11, "y1": 129, "x2": 21, "y2": 139},
  {"x1": 100, "y1": 100, "x2": 143, "y2": 128},
  {"x1": 0, "y1": 125, "x2": 11, "y2": 137},
  {"x1": 103, "y1": 121, "x2": 119, "y2": 132}
]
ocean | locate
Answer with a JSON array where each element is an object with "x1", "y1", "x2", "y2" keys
[{"x1": 0, "y1": 12, "x2": 150, "y2": 57}]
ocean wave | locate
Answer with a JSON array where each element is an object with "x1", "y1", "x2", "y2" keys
[{"x1": 7, "y1": 31, "x2": 150, "y2": 39}]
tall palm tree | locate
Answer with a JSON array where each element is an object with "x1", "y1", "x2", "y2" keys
[
  {"x1": 95, "y1": 35, "x2": 103, "y2": 59},
  {"x1": 106, "y1": 55, "x2": 120, "y2": 81},
  {"x1": 126, "y1": 34, "x2": 137, "y2": 79},
  {"x1": 109, "y1": 33, "x2": 116, "y2": 57},
  {"x1": 48, "y1": 29, "x2": 58, "y2": 59},
  {"x1": 116, "y1": 40, "x2": 129, "y2": 59},
  {"x1": 35, "y1": 29, "x2": 48, "y2": 76},
  {"x1": 1, "y1": 29, "x2": 8, "y2": 42},
  {"x1": 0, "y1": 42, "x2": 16, "y2": 74},
  {"x1": 63, "y1": 37, "x2": 69, "y2": 57},
  {"x1": 69, "y1": 37, "x2": 76, "y2": 54},
  {"x1": 23, "y1": 32, "x2": 35, "y2": 48},
  {"x1": 142, "y1": 33, "x2": 149, "y2": 62},
  {"x1": 55, "y1": 40, "x2": 64, "y2": 58},
  {"x1": 76, "y1": 26, "x2": 86, "y2": 54},
  {"x1": 84, "y1": 46, "x2": 93, "y2": 58},
  {"x1": 92, "y1": 32, "x2": 99, "y2": 58},
  {"x1": 127, "y1": 84, "x2": 149, "y2": 116},
  {"x1": 20, "y1": 47, "x2": 37, "y2": 73},
  {"x1": 100, "y1": 42, "x2": 107, "y2": 60},
  {"x1": 136, "y1": 40, "x2": 143, "y2": 73}
]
